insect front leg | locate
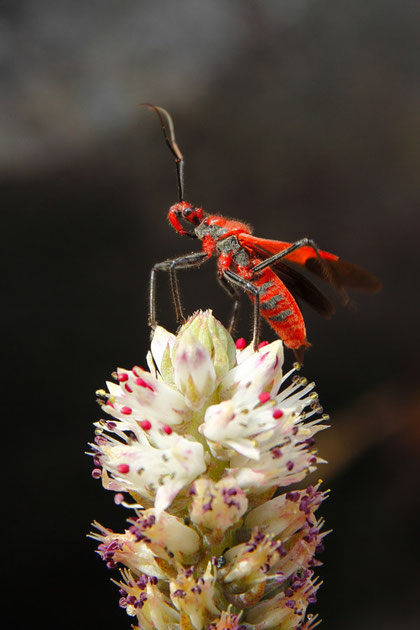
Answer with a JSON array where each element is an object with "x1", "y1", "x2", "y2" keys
[
  {"x1": 217, "y1": 275, "x2": 241, "y2": 335},
  {"x1": 223, "y1": 269, "x2": 261, "y2": 350},
  {"x1": 149, "y1": 252, "x2": 208, "y2": 331}
]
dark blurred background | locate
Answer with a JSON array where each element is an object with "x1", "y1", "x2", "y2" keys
[{"x1": 4, "y1": 1, "x2": 420, "y2": 628}]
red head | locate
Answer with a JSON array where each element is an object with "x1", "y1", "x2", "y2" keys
[{"x1": 168, "y1": 202, "x2": 205, "y2": 237}]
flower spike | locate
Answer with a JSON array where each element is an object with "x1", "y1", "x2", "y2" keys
[{"x1": 89, "y1": 310, "x2": 329, "y2": 628}]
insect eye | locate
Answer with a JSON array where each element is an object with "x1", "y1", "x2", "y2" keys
[{"x1": 183, "y1": 207, "x2": 193, "y2": 217}]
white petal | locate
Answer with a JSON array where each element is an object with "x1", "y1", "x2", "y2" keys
[
  {"x1": 106, "y1": 369, "x2": 189, "y2": 426},
  {"x1": 99, "y1": 434, "x2": 207, "y2": 514},
  {"x1": 151, "y1": 326, "x2": 176, "y2": 371},
  {"x1": 173, "y1": 330, "x2": 216, "y2": 410},
  {"x1": 220, "y1": 340, "x2": 284, "y2": 404}
]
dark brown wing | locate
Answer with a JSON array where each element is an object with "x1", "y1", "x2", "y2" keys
[
  {"x1": 305, "y1": 258, "x2": 382, "y2": 293},
  {"x1": 274, "y1": 261, "x2": 336, "y2": 319}
]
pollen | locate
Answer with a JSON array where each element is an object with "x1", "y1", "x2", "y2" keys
[
  {"x1": 117, "y1": 464, "x2": 130, "y2": 474},
  {"x1": 121, "y1": 406, "x2": 132, "y2": 415},
  {"x1": 235, "y1": 337, "x2": 246, "y2": 350}
]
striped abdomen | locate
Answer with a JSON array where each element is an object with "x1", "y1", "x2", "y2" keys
[{"x1": 251, "y1": 265, "x2": 308, "y2": 350}]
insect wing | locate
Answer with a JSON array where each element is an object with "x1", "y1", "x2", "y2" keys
[
  {"x1": 238, "y1": 234, "x2": 338, "y2": 264},
  {"x1": 238, "y1": 233, "x2": 381, "y2": 293},
  {"x1": 274, "y1": 262, "x2": 336, "y2": 318},
  {"x1": 305, "y1": 257, "x2": 382, "y2": 292}
]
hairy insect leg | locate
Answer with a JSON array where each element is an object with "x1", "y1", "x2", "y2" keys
[
  {"x1": 217, "y1": 275, "x2": 241, "y2": 334},
  {"x1": 168, "y1": 266, "x2": 183, "y2": 323},
  {"x1": 223, "y1": 269, "x2": 261, "y2": 350},
  {"x1": 251, "y1": 238, "x2": 349, "y2": 304},
  {"x1": 150, "y1": 252, "x2": 208, "y2": 331}
]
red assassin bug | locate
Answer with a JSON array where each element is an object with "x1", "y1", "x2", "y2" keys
[{"x1": 144, "y1": 104, "x2": 381, "y2": 362}]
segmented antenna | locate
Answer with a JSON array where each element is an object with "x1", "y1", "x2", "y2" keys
[{"x1": 141, "y1": 103, "x2": 185, "y2": 201}]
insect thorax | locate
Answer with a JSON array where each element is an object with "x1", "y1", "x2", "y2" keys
[
  {"x1": 195, "y1": 219, "x2": 251, "y2": 267},
  {"x1": 194, "y1": 222, "x2": 228, "y2": 240},
  {"x1": 216, "y1": 235, "x2": 250, "y2": 267}
]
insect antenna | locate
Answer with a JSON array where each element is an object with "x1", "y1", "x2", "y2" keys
[{"x1": 141, "y1": 103, "x2": 185, "y2": 201}]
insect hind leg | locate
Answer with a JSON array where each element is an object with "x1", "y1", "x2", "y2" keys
[
  {"x1": 223, "y1": 269, "x2": 261, "y2": 350},
  {"x1": 251, "y1": 238, "x2": 349, "y2": 304},
  {"x1": 217, "y1": 275, "x2": 241, "y2": 335}
]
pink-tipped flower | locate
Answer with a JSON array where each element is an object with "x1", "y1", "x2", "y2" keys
[{"x1": 89, "y1": 310, "x2": 330, "y2": 629}]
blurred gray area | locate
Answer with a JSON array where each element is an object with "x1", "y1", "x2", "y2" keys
[
  {"x1": 2, "y1": 0, "x2": 245, "y2": 169},
  {"x1": 4, "y1": 1, "x2": 420, "y2": 629}
]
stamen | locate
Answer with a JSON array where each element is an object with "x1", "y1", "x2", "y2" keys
[
  {"x1": 135, "y1": 377, "x2": 154, "y2": 392},
  {"x1": 272, "y1": 408, "x2": 284, "y2": 419},
  {"x1": 235, "y1": 337, "x2": 246, "y2": 350},
  {"x1": 117, "y1": 464, "x2": 130, "y2": 474}
]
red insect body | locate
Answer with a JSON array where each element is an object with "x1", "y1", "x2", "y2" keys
[
  {"x1": 250, "y1": 263, "x2": 309, "y2": 351},
  {"x1": 188, "y1": 212, "x2": 310, "y2": 349},
  {"x1": 194, "y1": 212, "x2": 311, "y2": 351},
  {"x1": 144, "y1": 104, "x2": 381, "y2": 359},
  {"x1": 165, "y1": 201, "x2": 381, "y2": 358}
]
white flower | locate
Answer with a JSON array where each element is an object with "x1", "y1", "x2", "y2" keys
[
  {"x1": 90, "y1": 310, "x2": 329, "y2": 629},
  {"x1": 201, "y1": 341, "x2": 328, "y2": 493},
  {"x1": 101, "y1": 435, "x2": 207, "y2": 516}
]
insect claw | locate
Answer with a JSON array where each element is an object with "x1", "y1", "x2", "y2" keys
[{"x1": 293, "y1": 346, "x2": 306, "y2": 366}]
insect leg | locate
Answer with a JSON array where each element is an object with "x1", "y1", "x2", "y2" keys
[
  {"x1": 150, "y1": 252, "x2": 208, "y2": 330},
  {"x1": 251, "y1": 238, "x2": 348, "y2": 303},
  {"x1": 223, "y1": 269, "x2": 261, "y2": 349},
  {"x1": 217, "y1": 275, "x2": 241, "y2": 334},
  {"x1": 168, "y1": 265, "x2": 184, "y2": 323}
]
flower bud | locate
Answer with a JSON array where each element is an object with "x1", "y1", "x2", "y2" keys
[
  {"x1": 189, "y1": 476, "x2": 248, "y2": 543},
  {"x1": 180, "y1": 310, "x2": 236, "y2": 382},
  {"x1": 170, "y1": 563, "x2": 219, "y2": 629},
  {"x1": 172, "y1": 330, "x2": 216, "y2": 410}
]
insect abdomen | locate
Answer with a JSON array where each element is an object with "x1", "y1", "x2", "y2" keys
[{"x1": 252, "y1": 266, "x2": 308, "y2": 350}]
